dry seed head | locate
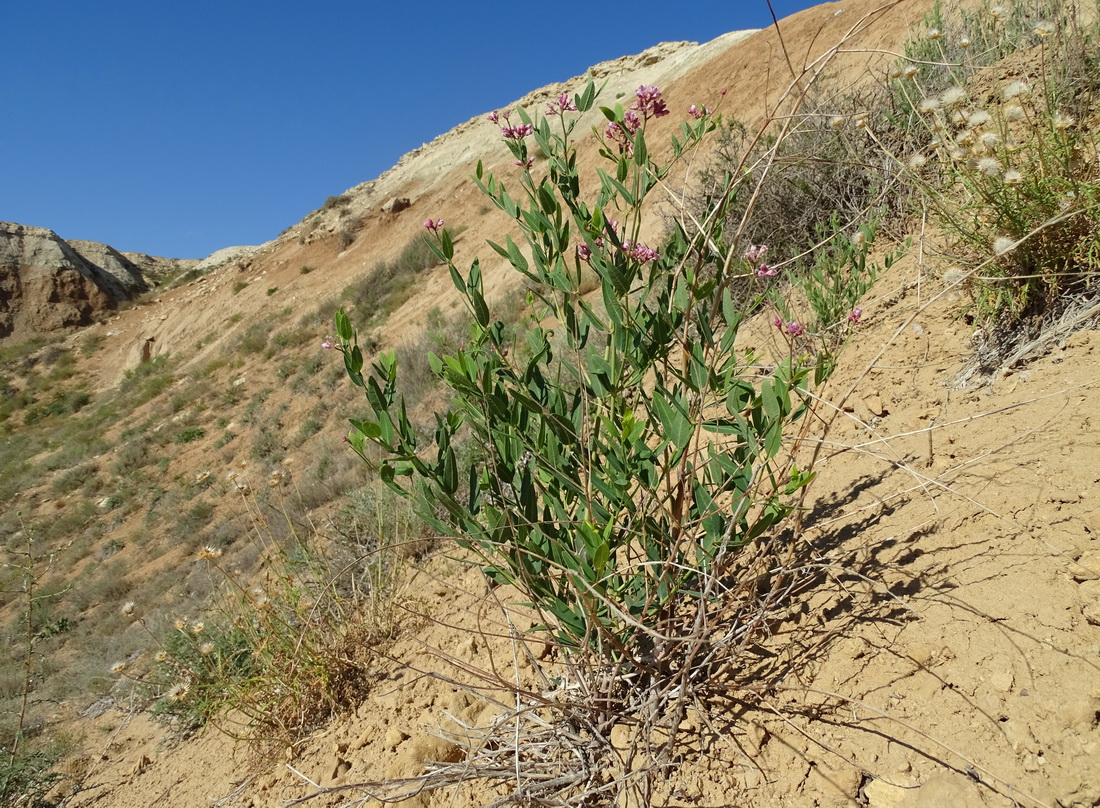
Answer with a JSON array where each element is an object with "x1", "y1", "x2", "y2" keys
[
  {"x1": 1053, "y1": 112, "x2": 1075, "y2": 130},
  {"x1": 167, "y1": 682, "x2": 189, "y2": 702},
  {"x1": 918, "y1": 98, "x2": 941, "y2": 115},
  {"x1": 199, "y1": 642, "x2": 215, "y2": 656},
  {"x1": 943, "y1": 268, "x2": 967, "y2": 287},
  {"x1": 155, "y1": 650, "x2": 169, "y2": 663},
  {"x1": 990, "y1": 4, "x2": 1006, "y2": 18},
  {"x1": 903, "y1": 64, "x2": 919, "y2": 79},
  {"x1": 1003, "y1": 168, "x2": 1022, "y2": 184},
  {"x1": 908, "y1": 152, "x2": 929, "y2": 169},
  {"x1": 173, "y1": 616, "x2": 188, "y2": 630},
  {"x1": 977, "y1": 156, "x2": 1002, "y2": 177},
  {"x1": 1004, "y1": 104, "x2": 1025, "y2": 122},
  {"x1": 829, "y1": 115, "x2": 845, "y2": 128},
  {"x1": 967, "y1": 110, "x2": 992, "y2": 128},
  {"x1": 959, "y1": 35, "x2": 971, "y2": 48},
  {"x1": 110, "y1": 661, "x2": 126, "y2": 674},
  {"x1": 993, "y1": 236, "x2": 1015, "y2": 255},
  {"x1": 198, "y1": 546, "x2": 222, "y2": 560},
  {"x1": 1033, "y1": 21, "x2": 1055, "y2": 37},
  {"x1": 191, "y1": 621, "x2": 204, "y2": 634},
  {"x1": 120, "y1": 601, "x2": 136, "y2": 617},
  {"x1": 927, "y1": 27, "x2": 943, "y2": 40},
  {"x1": 940, "y1": 87, "x2": 967, "y2": 107},
  {"x1": 979, "y1": 131, "x2": 1000, "y2": 151},
  {"x1": 1003, "y1": 80, "x2": 1030, "y2": 99}
]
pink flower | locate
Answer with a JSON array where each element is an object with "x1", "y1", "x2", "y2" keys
[
  {"x1": 744, "y1": 244, "x2": 768, "y2": 263},
  {"x1": 848, "y1": 307, "x2": 863, "y2": 324},
  {"x1": 629, "y1": 243, "x2": 660, "y2": 263},
  {"x1": 546, "y1": 93, "x2": 577, "y2": 116},
  {"x1": 515, "y1": 157, "x2": 535, "y2": 169},
  {"x1": 773, "y1": 315, "x2": 784, "y2": 329},
  {"x1": 755, "y1": 264, "x2": 777, "y2": 277},
  {"x1": 687, "y1": 104, "x2": 711, "y2": 119},
  {"x1": 577, "y1": 244, "x2": 592, "y2": 261},
  {"x1": 785, "y1": 321, "x2": 805, "y2": 337},
  {"x1": 321, "y1": 337, "x2": 334, "y2": 350},
  {"x1": 632, "y1": 85, "x2": 669, "y2": 119},
  {"x1": 423, "y1": 218, "x2": 444, "y2": 234},
  {"x1": 502, "y1": 123, "x2": 534, "y2": 140},
  {"x1": 487, "y1": 111, "x2": 499, "y2": 124}
]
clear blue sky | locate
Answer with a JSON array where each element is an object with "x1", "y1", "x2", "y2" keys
[{"x1": 3, "y1": 1, "x2": 820, "y2": 259}]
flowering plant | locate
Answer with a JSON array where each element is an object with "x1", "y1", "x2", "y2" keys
[{"x1": 335, "y1": 79, "x2": 824, "y2": 670}]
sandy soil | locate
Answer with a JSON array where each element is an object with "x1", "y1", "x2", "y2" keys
[{"x1": 48, "y1": 1, "x2": 1100, "y2": 806}]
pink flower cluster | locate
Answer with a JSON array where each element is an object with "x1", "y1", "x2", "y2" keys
[
  {"x1": 575, "y1": 222, "x2": 658, "y2": 265},
  {"x1": 423, "y1": 218, "x2": 444, "y2": 234},
  {"x1": 632, "y1": 85, "x2": 669, "y2": 119},
  {"x1": 503, "y1": 122, "x2": 534, "y2": 140},
  {"x1": 623, "y1": 240, "x2": 659, "y2": 263},
  {"x1": 604, "y1": 85, "x2": 671, "y2": 151},
  {"x1": 744, "y1": 244, "x2": 768, "y2": 263},
  {"x1": 487, "y1": 109, "x2": 534, "y2": 140},
  {"x1": 773, "y1": 316, "x2": 804, "y2": 337},
  {"x1": 546, "y1": 92, "x2": 577, "y2": 116},
  {"x1": 688, "y1": 103, "x2": 711, "y2": 119}
]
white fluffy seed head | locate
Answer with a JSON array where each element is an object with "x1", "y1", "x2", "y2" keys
[
  {"x1": 967, "y1": 110, "x2": 992, "y2": 128},
  {"x1": 940, "y1": 87, "x2": 967, "y2": 107},
  {"x1": 977, "y1": 156, "x2": 1002, "y2": 176}
]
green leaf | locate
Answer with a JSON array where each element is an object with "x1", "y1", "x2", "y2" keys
[
  {"x1": 652, "y1": 390, "x2": 693, "y2": 450},
  {"x1": 334, "y1": 309, "x2": 353, "y2": 341},
  {"x1": 349, "y1": 418, "x2": 381, "y2": 439},
  {"x1": 505, "y1": 236, "x2": 529, "y2": 274}
]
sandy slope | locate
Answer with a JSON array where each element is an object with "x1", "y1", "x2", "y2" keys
[{"x1": 53, "y1": 1, "x2": 1100, "y2": 806}]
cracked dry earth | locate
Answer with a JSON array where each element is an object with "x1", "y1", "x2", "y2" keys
[{"x1": 59, "y1": 245, "x2": 1100, "y2": 808}]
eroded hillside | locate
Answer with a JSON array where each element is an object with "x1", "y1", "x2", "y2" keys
[{"x1": 3, "y1": 0, "x2": 1098, "y2": 806}]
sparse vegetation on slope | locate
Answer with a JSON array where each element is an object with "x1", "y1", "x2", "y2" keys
[{"x1": 1, "y1": 1, "x2": 1098, "y2": 805}]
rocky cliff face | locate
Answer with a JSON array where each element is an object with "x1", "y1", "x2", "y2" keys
[{"x1": 0, "y1": 222, "x2": 189, "y2": 341}]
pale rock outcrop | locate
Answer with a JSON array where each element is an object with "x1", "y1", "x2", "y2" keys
[{"x1": 0, "y1": 222, "x2": 149, "y2": 340}]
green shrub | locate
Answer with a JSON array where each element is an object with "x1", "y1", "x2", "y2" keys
[
  {"x1": 174, "y1": 427, "x2": 206, "y2": 444},
  {"x1": 336, "y1": 80, "x2": 831, "y2": 669}
]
